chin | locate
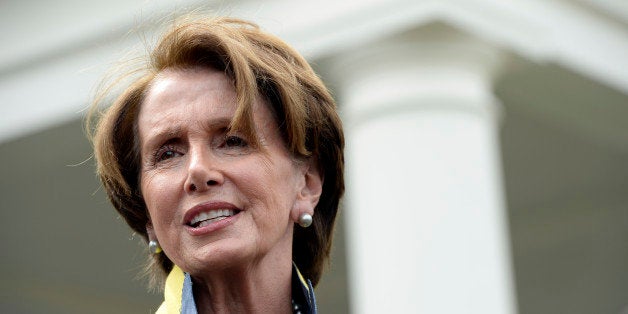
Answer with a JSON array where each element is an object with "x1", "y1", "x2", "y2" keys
[{"x1": 183, "y1": 239, "x2": 260, "y2": 274}]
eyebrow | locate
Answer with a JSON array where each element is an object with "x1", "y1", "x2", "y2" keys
[{"x1": 141, "y1": 125, "x2": 182, "y2": 154}]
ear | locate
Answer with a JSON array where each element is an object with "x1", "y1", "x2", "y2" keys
[{"x1": 291, "y1": 159, "x2": 324, "y2": 222}]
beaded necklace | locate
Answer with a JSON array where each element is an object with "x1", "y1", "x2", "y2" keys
[{"x1": 291, "y1": 298, "x2": 304, "y2": 314}]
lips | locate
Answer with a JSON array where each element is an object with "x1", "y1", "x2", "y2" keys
[{"x1": 183, "y1": 201, "x2": 241, "y2": 230}]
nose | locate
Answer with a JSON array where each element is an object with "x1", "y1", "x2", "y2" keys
[{"x1": 184, "y1": 146, "x2": 224, "y2": 193}]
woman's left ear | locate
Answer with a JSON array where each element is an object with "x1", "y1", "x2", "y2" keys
[{"x1": 291, "y1": 159, "x2": 323, "y2": 223}]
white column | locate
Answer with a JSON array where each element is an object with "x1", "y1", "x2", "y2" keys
[{"x1": 332, "y1": 30, "x2": 517, "y2": 314}]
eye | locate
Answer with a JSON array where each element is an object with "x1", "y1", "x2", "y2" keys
[
  {"x1": 224, "y1": 135, "x2": 248, "y2": 148},
  {"x1": 154, "y1": 145, "x2": 182, "y2": 162},
  {"x1": 159, "y1": 150, "x2": 177, "y2": 160}
]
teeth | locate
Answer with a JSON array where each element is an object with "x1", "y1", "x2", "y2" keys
[{"x1": 190, "y1": 209, "x2": 236, "y2": 226}]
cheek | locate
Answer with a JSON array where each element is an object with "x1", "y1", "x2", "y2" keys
[
  {"x1": 241, "y1": 159, "x2": 300, "y2": 213},
  {"x1": 141, "y1": 171, "x2": 180, "y2": 219}
]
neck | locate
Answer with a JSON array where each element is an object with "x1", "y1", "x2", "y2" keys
[{"x1": 191, "y1": 253, "x2": 293, "y2": 314}]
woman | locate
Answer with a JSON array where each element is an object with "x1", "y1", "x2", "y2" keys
[{"x1": 89, "y1": 16, "x2": 344, "y2": 313}]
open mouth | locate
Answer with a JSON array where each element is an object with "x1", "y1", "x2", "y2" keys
[{"x1": 187, "y1": 209, "x2": 240, "y2": 228}]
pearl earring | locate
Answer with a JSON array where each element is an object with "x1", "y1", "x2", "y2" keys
[
  {"x1": 149, "y1": 240, "x2": 162, "y2": 254},
  {"x1": 298, "y1": 213, "x2": 313, "y2": 228}
]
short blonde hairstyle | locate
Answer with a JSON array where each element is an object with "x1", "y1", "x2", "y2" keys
[{"x1": 89, "y1": 16, "x2": 344, "y2": 287}]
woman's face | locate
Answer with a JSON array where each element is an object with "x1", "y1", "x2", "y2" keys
[{"x1": 138, "y1": 68, "x2": 315, "y2": 274}]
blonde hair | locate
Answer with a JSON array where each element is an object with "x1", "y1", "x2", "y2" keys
[{"x1": 88, "y1": 16, "x2": 344, "y2": 288}]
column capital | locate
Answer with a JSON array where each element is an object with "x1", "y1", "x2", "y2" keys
[{"x1": 325, "y1": 24, "x2": 506, "y2": 123}]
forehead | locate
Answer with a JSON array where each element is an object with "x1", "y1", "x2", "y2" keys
[
  {"x1": 145, "y1": 68, "x2": 235, "y2": 110},
  {"x1": 139, "y1": 68, "x2": 236, "y2": 125},
  {"x1": 137, "y1": 67, "x2": 276, "y2": 144}
]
